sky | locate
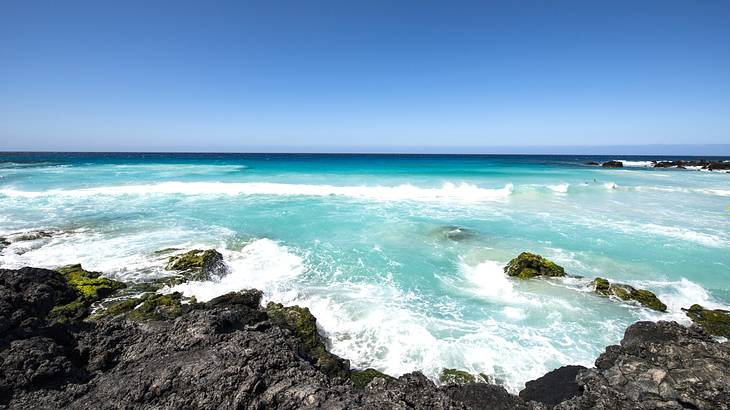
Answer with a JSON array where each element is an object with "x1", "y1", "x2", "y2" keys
[{"x1": 1, "y1": 0, "x2": 730, "y2": 153}]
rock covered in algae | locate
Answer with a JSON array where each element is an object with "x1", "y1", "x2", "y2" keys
[
  {"x1": 591, "y1": 277, "x2": 667, "y2": 312},
  {"x1": 165, "y1": 249, "x2": 226, "y2": 281},
  {"x1": 265, "y1": 301, "x2": 350, "y2": 379},
  {"x1": 504, "y1": 252, "x2": 566, "y2": 279},
  {"x1": 351, "y1": 368, "x2": 394, "y2": 388},
  {"x1": 50, "y1": 264, "x2": 126, "y2": 322},
  {"x1": 439, "y1": 368, "x2": 477, "y2": 385},
  {"x1": 683, "y1": 304, "x2": 730, "y2": 338}
]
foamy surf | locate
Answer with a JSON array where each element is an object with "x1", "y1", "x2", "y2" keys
[
  {"x1": 0, "y1": 181, "x2": 514, "y2": 202},
  {"x1": 166, "y1": 238, "x2": 304, "y2": 302}
]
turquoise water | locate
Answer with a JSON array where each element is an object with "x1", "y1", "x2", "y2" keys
[{"x1": 1, "y1": 153, "x2": 729, "y2": 391}]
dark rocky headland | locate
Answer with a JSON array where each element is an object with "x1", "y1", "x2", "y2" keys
[
  {"x1": 592, "y1": 159, "x2": 730, "y2": 171},
  {"x1": 2, "y1": 256, "x2": 730, "y2": 409}
]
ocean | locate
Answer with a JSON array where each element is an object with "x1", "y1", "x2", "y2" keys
[{"x1": 1, "y1": 152, "x2": 729, "y2": 392}]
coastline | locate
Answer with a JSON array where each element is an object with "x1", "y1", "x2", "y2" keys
[{"x1": 2, "y1": 251, "x2": 729, "y2": 409}]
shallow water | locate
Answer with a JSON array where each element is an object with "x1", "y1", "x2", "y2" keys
[{"x1": 1, "y1": 152, "x2": 729, "y2": 392}]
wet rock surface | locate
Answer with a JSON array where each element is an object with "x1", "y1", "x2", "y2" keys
[
  {"x1": 591, "y1": 277, "x2": 667, "y2": 312},
  {"x1": 683, "y1": 304, "x2": 730, "y2": 337},
  {"x1": 601, "y1": 161, "x2": 623, "y2": 168},
  {"x1": 2, "y1": 267, "x2": 730, "y2": 409},
  {"x1": 505, "y1": 252, "x2": 566, "y2": 279},
  {"x1": 165, "y1": 249, "x2": 227, "y2": 281}
]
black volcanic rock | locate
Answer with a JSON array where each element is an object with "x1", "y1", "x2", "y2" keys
[
  {"x1": 519, "y1": 365, "x2": 586, "y2": 405},
  {"x1": 2, "y1": 267, "x2": 730, "y2": 410},
  {"x1": 555, "y1": 321, "x2": 730, "y2": 410},
  {"x1": 601, "y1": 161, "x2": 623, "y2": 168}
]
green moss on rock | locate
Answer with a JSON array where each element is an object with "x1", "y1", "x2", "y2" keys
[
  {"x1": 591, "y1": 278, "x2": 667, "y2": 312},
  {"x1": 57, "y1": 264, "x2": 126, "y2": 302},
  {"x1": 91, "y1": 297, "x2": 145, "y2": 320},
  {"x1": 351, "y1": 368, "x2": 393, "y2": 388},
  {"x1": 166, "y1": 249, "x2": 225, "y2": 281},
  {"x1": 684, "y1": 304, "x2": 730, "y2": 338},
  {"x1": 440, "y1": 368, "x2": 476, "y2": 385},
  {"x1": 266, "y1": 302, "x2": 350, "y2": 379},
  {"x1": 504, "y1": 252, "x2": 566, "y2": 279},
  {"x1": 127, "y1": 292, "x2": 189, "y2": 321},
  {"x1": 50, "y1": 264, "x2": 126, "y2": 322}
]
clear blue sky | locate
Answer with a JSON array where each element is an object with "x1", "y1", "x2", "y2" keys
[{"x1": 1, "y1": 0, "x2": 730, "y2": 152}]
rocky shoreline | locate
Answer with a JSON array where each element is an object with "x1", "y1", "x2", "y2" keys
[
  {"x1": 2, "y1": 251, "x2": 730, "y2": 409},
  {"x1": 590, "y1": 159, "x2": 730, "y2": 171}
]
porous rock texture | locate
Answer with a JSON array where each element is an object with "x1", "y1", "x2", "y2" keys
[{"x1": 2, "y1": 266, "x2": 730, "y2": 409}]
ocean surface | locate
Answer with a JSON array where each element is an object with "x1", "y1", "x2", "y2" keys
[{"x1": 1, "y1": 152, "x2": 729, "y2": 392}]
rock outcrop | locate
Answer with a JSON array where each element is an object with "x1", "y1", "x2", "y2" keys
[
  {"x1": 683, "y1": 304, "x2": 730, "y2": 337},
  {"x1": 591, "y1": 277, "x2": 667, "y2": 312},
  {"x1": 504, "y1": 252, "x2": 566, "y2": 279},
  {"x1": 554, "y1": 321, "x2": 730, "y2": 410},
  {"x1": 165, "y1": 249, "x2": 227, "y2": 281},
  {"x1": 601, "y1": 161, "x2": 623, "y2": 168},
  {"x1": 653, "y1": 159, "x2": 730, "y2": 171},
  {"x1": 2, "y1": 266, "x2": 730, "y2": 409},
  {"x1": 519, "y1": 365, "x2": 586, "y2": 405}
]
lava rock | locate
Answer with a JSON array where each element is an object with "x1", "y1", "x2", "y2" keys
[
  {"x1": 505, "y1": 252, "x2": 566, "y2": 279},
  {"x1": 555, "y1": 321, "x2": 730, "y2": 410},
  {"x1": 591, "y1": 277, "x2": 667, "y2": 312},
  {"x1": 519, "y1": 365, "x2": 586, "y2": 405},
  {"x1": 601, "y1": 161, "x2": 623, "y2": 168},
  {"x1": 683, "y1": 304, "x2": 730, "y2": 337},
  {"x1": 165, "y1": 249, "x2": 227, "y2": 281}
]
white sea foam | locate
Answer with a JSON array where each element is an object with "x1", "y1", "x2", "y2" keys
[
  {"x1": 639, "y1": 224, "x2": 726, "y2": 248},
  {"x1": 167, "y1": 238, "x2": 304, "y2": 302},
  {"x1": 616, "y1": 160, "x2": 654, "y2": 167},
  {"x1": 460, "y1": 260, "x2": 534, "y2": 305},
  {"x1": 0, "y1": 181, "x2": 514, "y2": 202},
  {"x1": 604, "y1": 182, "x2": 618, "y2": 190},
  {"x1": 547, "y1": 183, "x2": 570, "y2": 193}
]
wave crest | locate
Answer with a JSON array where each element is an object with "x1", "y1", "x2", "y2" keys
[{"x1": 0, "y1": 181, "x2": 514, "y2": 202}]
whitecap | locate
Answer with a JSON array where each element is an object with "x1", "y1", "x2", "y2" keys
[
  {"x1": 0, "y1": 181, "x2": 514, "y2": 203},
  {"x1": 167, "y1": 238, "x2": 304, "y2": 302}
]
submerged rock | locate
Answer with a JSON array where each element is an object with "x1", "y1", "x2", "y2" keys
[
  {"x1": 433, "y1": 225, "x2": 478, "y2": 242},
  {"x1": 165, "y1": 249, "x2": 226, "y2": 281},
  {"x1": 601, "y1": 160, "x2": 623, "y2": 168},
  {"x1": 584, "y1": 161, "x2": 599, "y2": 165},
  {"x1": 504, "y1": 252, "x2": 566, "y2": 279},
  {"x1": 591, "y1": 277, "x2": 667, "y2": 312},
  {"x1": 265, "y1": 301, "x2": 351, "y2": 379},
  {"x1": 683, "y1": 304, "x2": 730, "y2": 338}
]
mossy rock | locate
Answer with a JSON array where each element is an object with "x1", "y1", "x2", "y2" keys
[
  {"x1": 684, "y1": 304, "x2": 730, "y2": 338},
  {"x1": 49, "y1": 298, "x2": 88, "y2": 323},
  {"x1": 57, "y1": 264, "x2": 126, "y2": 302},
  {"x1": 91, "y1": 297, "x2": 145, "y2": 320},
  {"x1": 266, "y1": 302, "x2": 350, "y2": 379},
  {"x1": 440, "y1": 368, "x2": 476, "y2": 385},
  {"x1": 504, "y1": 252, "x2": 566, "y2": 279},
  {"x1": 50, "y1": 264, "x2": 126, "y2": 323},
  {"x1": 127, "y1": 292, "x2": 191, "y2": 321},
  {"x1": 166, "y1": 249, "x2": 226, "y2": 281},
  {"x1": 591, "y1": 278, "x2": 667, "y2": 312},
  {"x1": 351, "y1": 368, "x2": 394, "y2": 388}
]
